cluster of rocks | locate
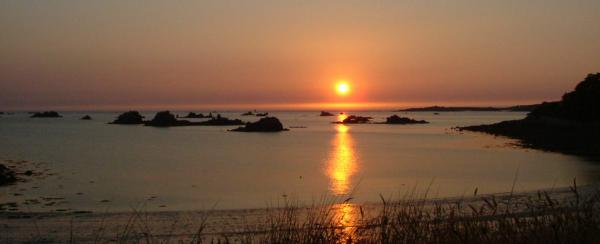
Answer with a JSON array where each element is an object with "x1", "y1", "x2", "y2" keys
[
  {"x1": 241, "y1": 111, "x2": 269, "y2": 117},
  {"x1": 333, "y1": 115, "x2": 429, "y2": 125},
  {"x1": 333, "y1": 115, "x2": 373, "y2": 124},
  {"x1": 80, "y1": 115, "x2": 92, "y2": 120},
  {"x1": 110, "y1": 111, "x2": 246, "y2": 127},
  {"x1": 384, "y1": 115, "x2": 429, "y2": 124},
  {"x1": 198, "y1": 115, "x2": 245, "y2": 126},
  {"x1": 179, "y1": 112, "x2": 210, "y2": 119},
  {"x1": 31, "y1": 111, "x2": 62, "y2": 118},
  {"x1": 231, "y1": 117, "x2": 288, "y2": 132},
  {"x1": 320, "y1": 111, "x2": 334, "y2": 116}
]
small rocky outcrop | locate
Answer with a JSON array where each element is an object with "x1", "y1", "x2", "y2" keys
[
  {"x1": 241, "y1": 111, "x2": 254, "y2": 116},
  {"x1": 145, "y1": 111, "x2": 196, "y2": 127},
  {"x1": 81, "y1": 115, "x2": 92, "y2": 120},
  {"x1": 231, "y1": 117, "x2": 288, "y2": 132},
  {"x1": 111, "y1": 111, "x2": 144, "y2": 124},
  {"x1": 197, "y1": 114, "x2": 245, "y2": 126},
  {"x1": 333, "y1": 115, "x2": 372, "y2": 124},
  {"x1": 384, "y1": 115, "x2": 429, "y2": 124},
  {"x1": 0, "y1": 164, "x2": 16, "y2": 186},
  {"x1": 320, "y1": 111, "x2": 334, "y2": 116},
  {"x1": 181, "y1": 112, "x2": 208, "y2": 118},
  {"x1": 31, "y1": 111, "x2": 62, "y2": 118},
  {"x1": 255, "y1": 112, "x2": 269, "y2": 117}
]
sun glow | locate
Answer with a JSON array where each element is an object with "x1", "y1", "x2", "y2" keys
[{"x1": 336, "y1": 81, "x2": 350, "y2": 96}]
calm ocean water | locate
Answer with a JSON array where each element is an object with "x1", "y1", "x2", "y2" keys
[{"x1": 0, "y1": 111, "x2": 598, "y2": 212}]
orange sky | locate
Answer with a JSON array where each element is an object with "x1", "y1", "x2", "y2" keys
[{"x1": 1, "y1": 1, "x2": 599, "y2": 110}]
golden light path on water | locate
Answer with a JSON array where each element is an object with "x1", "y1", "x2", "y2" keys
[{"x1": 326, "y1": 114, "x2": 360, "y2": 240}]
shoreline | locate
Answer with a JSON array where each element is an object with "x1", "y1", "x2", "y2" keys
[{"x1": 0, "y1": 184, "x2": 595, "y2": 242}]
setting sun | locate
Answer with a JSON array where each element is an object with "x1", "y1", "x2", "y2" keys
[{"x1": 336, "y1": 81, "x2": 350, "y2": 96}]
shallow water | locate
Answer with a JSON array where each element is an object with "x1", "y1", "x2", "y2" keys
[{"x1": 0, "y1": 111, "x2": 598, "y2": 212}]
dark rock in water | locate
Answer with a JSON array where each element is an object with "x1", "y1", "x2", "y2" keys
[
  {"x1": 145, "y1": 111, "x2": 191, "y2": 127},
  {"x1": 0, "y1": 164, "x2": 17, "y2": 186},
  {"x1": 320, "y1": 111, "x2": 334, "y2": 116},
  {"x1": 333, "y1": 115, "x2": 372, "y2": 124},
  {"x1": 255, "y1": 112, "x2": 269, "y2": 117},
  {"x1": 241, "y1": 111, "x2": 254, "y2": 116},
  {"x1": 0, "y1": 112, "x2": 4, "y2": 115},
  {"x1": 231, "y1": 117, "x2": 288, "y2": 132},
  {"x1": 31, "y1": 111, "x2": 62, "y2": 118},
  {"x1": 181, "y1": 112, "x2": 208, "y2": 118},
  {"x1": 142, "y1": 112, "x2": 244, "y2": 127},
  {"x1": 458, "y1": 73, "x2": 600, "y2": 158},
  {"x1": 80, "y1": 115, "x2": 92, "y2": 120},
  {"x1": 198, "y1": 115, "x2": 245, "y2": 126},
  {"x1": 433, "y1": 113, "x2": 440, "y2": 115},
  {"x1": 384, "y1": 115, "x2": 428, "y2": 124},
  {"x1": 111, "y1": 111, "x2": 144, "y2": 124}
]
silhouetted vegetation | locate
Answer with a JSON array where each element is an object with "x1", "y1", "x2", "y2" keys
[
  {"x1": 231, "y1": 117, "x2": 287, "y2": 132},
  {"x1": 460, "y1": 73, "x2": 600, "y2": 158},
  {"x1": 9, "y1": 183, "x2": 600, "y2": 243},
  {"x1": 529, "y1": 73, "x2": 600, "y2": 121},
  {"x1": 30, "y1": 111, "x2": 62, "y2": 118},
  {"x1": 111, "y1": 111, "x2": 144, "y2": 124}
]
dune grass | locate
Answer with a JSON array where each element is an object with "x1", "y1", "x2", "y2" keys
[{"x1": 56, "y1": 179, "x2": 596, "y2": 244}]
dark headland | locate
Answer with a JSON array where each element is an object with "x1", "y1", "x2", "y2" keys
[
  {"x1": 458, "y1": 73, "x2": 600, "y2": 158},
  {"x1": 398, "y1": 104, "x2": 540, "y2": 112}
]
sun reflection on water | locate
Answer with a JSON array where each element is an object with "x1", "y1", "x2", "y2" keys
[
  {"x1": 327, "y1": 123, "x2": 357, "y2": 195},
  {"x1": 326, "y1": 116, "x2": 360, "y2": 240}
]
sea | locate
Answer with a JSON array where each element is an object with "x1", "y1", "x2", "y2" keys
[{"x1": 0, "y1": 111, "x2": 598, "y2": 212}]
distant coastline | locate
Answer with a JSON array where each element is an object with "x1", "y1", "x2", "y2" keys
[{"x1": 397, "y1": 104, "x2": 540, "y2": 112}]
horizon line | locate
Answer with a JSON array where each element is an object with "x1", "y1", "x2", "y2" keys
[{"x1": 0, "y1": 100, "x2": 547, "y2": 112}]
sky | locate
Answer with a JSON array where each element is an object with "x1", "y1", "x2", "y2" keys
[{"x1": 1, "y1": 0, "x2": 599, "y2": 110}]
